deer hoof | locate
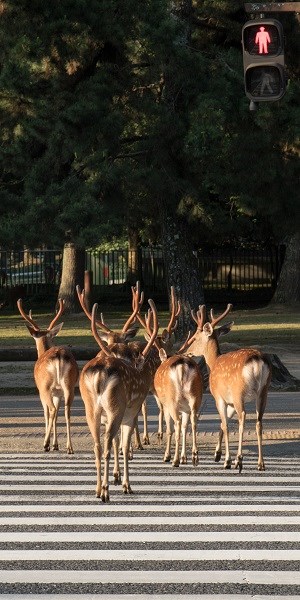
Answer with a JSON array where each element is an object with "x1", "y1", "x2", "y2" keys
[
  {"x1": 192, "y1": 453, "x2": 199, "y2": 466},
  {"x1": 180, "y1": 456, "x2": 187, "y2": 464},
  {"x1": 258, "y1": 462, "x2": 265, "y2": 471},
  {"x1": 234, "y1": 456, "x2": 243, "y2": 473},
  {"x1": 100, "y1": 486, "x2": 109, "y2": 502},
  {"x1": 214, "y1": 451, "x2": 222, "y2": 462},
  {"x1": 224, "y1": 459, "x2": 232, "y2": 469}
]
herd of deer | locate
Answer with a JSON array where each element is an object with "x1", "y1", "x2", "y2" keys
[{"x1": 16, "y1": 282, "x2": 272, "y2": 502}]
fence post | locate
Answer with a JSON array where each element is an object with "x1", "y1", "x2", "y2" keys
[{"x1": 84, "y1": 270, "x2": 93, "y2": 312}]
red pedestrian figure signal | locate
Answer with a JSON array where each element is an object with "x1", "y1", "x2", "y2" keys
[
  {"x1": 242, "y1": 19, "x2": 286, "y2": 103},
  {"x1": 255, "y1": 26, "x2": 271, "y2": 54}
]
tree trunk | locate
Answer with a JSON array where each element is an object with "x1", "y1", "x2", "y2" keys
[
  {"x1": 159, "y1": 202, "x2": 205, "y2": 340},
  {"x1": 58, "y1": 243, "x2": 85, "y2": 313},
  {"x1": 126, "y1": 227, "x2": 142, "y2": 286},
  {"x1": 272, "y1": 232, "x2": 300, "y2": 304}
]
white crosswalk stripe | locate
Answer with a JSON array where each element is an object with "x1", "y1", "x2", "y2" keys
[{"x1": 0, "y1": 450, "x2": 299, "y2": 599}]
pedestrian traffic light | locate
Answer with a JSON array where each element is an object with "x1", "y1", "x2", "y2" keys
[{"x1": 242, "y1": 19, "x2": 286, "y2": 102}]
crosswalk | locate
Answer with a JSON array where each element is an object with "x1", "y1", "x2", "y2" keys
[{"x1": 0, "y1": 449, "x2": 299, "y2": 599}]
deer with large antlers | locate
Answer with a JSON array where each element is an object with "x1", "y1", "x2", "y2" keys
[
  {"x1": 79, "y1": 299, "x2": 159, "y2": 501},
  {"x1": 77, "y1": 282, "x2": 180, "y2": 446},
  {"x1": 179, "y1": 304, "x2": 272, "y2": 472},
  {"x1": 17, "y1": 299, "x2": 79, "y2": 454}
]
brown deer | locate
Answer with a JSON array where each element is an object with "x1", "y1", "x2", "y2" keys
[
  {"x1": 17, "y1": 298, "x2": 79, "y2": 454},
  {"x1": 153, "y1": 349, "x2": 203, "y2": 467},
  {"x1": 77, "y1": 282, "x2": 180, "y2": 446},
  {"x1": 179, "y1": 303, "x2": 272, "y2": 472},
  {"x1": 79, "y1": 299, "x2": 158, "y2": 502},
  {"x1": 134, "y1": 284, "x2": 181, "y2": 444}
]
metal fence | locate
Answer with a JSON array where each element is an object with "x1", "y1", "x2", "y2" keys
[{"x1": 0, "y1": 245, "x2": 284, "y2": 303}]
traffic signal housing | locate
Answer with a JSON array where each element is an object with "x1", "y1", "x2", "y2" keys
[{"x1": 242, "y1": 19, "x2": 286, "y2": 102}]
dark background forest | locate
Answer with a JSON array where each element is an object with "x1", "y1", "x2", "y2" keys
[{"x1": 0, "y1": 0, "x2": 299, "y2": 332}]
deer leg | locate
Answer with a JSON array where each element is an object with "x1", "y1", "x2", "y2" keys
[
  {"x1": 112, "y1": 435, "x2": 121, "y2": 484},
  {"x1": 51, "y1": 394, "x2": 61, "y2": 451},
  {"x1": 155, "y1": 395, "x2": 164, "y2": 441},
  {"x1": 217, "y1": 401, "x2": 231, "y2": 469},
  {"x1": 190, "y1": 408, "x2": 199, "y2": 466},
  {"x1": 62, "y1": 384, "x2": 75, "y2": 455},
  {"x1": 40, "y1": 389, "x2": 57, "y2": 452},
  {"x1": 84, "y1": 404, "x2": 102, "y2": 498},
  {"x1": 42, "y1": 403, "x2": 49, "y2": 446},
  {"x1": 121, "y1": 423, "x2": 134, "y2": 494},
  {"x1": 256, "y1": 386, "x2": 268, "y2": 471},
  {"x1": 133, "y1": 414, "x2": 143, "y2": 450},
  {"x1": 163, "y1": 410, "x2": 173, "y2": 462},
  {"x1": 214, "y1": 426, "x2": 223, "y2": 462},
  {"x1": 234, "y1": 407, "x2": 245, "y2": 473},
  {"x1": 180, "y1": 412, "x2": 189, "y2": 465},
  {"x1": 173, "y1": 415, "x2": 181, "y2": 467},
  {"x1": 141, "y1": 400, "x2": 150, "y2": 445},
  {"x1": 101, "y1": 426, "x2": 116, "y2": 503}
]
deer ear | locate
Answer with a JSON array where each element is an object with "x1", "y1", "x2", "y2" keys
[
  {"x1": 48, "y1": 322, "x2": 64, "y2": 338},
  {"x1": 123, "y1": 326, "x2": 139, "y2": 340},
  {"x1": 159, "y1": 348, "x2": 167, "y2": 363},
  {"x1": 203, "y1": 322, "x2": 213, "y2": 337},
  {"x1": 217, "y1": 321, "x2": 234, "y2": 337},
  {"x1": 160, "y1": 329, "x2": 170, "y2": 343}
]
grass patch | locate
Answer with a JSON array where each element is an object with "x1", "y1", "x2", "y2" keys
[{"x1": 0, "y1": 303, "x2": 299, "y2": 352}]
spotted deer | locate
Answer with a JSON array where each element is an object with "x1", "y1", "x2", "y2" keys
[
  {"x1": 153, "y1": 349, "x2": 203, "y2": 467},
  {"x1": 131, "y1": 285, "x2": 180, "y2": 445},
  {"x1": 77, "y1": 282, "x2": 180, "y2": 445},
  {"x1": 79, "y1": 299, "x2": 158, "y2": 501},
  {"x1": 179, "y1": 303, "x2": 272, "y2": 472},
  {"x1": 17, "y1": 298, "x2": 79, "y2": 454}
]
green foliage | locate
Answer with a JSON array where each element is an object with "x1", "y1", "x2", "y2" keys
[{"x1": 0, "y1": 0, "x2": 299, "y2": 252}]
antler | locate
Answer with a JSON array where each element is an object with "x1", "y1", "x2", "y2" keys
[
  {"x1": 76, "y1": 285, "x2": 114, "y2": 335},
  {"x1": 120, "y1": 280, "x2": 143, "y2": 333},
  {"x1": 166, "y1": 286, "x2": 181, "y2": 333},
  {"x1": 141, "y1": 299, "x2": 159, "y2": 357},
  {"x1": 177, "y1": 305, "x2": 206, "y2": 353},
  {"x1": 17, "y1": 297, "x2": 65, "y2": 332},
  {"x1": 191, "y1": 305, "x2": 206, "y2": 331},
  {"x1": 91, "y1": 304, "x2": 111, "y2": 356},
  {"x1": 48, "y1": 299, "x2": 65, "y2": 330},
  {"x1": 17, "y1": 298, "x2": 40, "y2": 330},
  {"x1": 209, "y1": 303, "x2": 233, "y2": 328},
  {"x1": 77, "y1": 284, "x2": 140, "y2": 337}
]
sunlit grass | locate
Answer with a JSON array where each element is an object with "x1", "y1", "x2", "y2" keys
[{"x1": 0, "y1": 305, "x2": 299, "y2": 350}]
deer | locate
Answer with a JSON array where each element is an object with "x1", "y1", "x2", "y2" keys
[
  {"x1": 79, "y1": 299, "x2": 159, "y2": 501},
  {"x1": 76, "y1": 282, "x2": 180, "y2": 446},
  {"x1": 178, "y1": 303, "x2": 272, "y2": 472},
  {"x1": 76, "y1": 282, "x2": 149, "y2": 450},
  {"x1": 17, "y1": 298, "x2": 79, "y2": 454},
  {"x1": 153, "y1": 349, "x2": 203, "y2": 467},
  {"x1": 133, "y1": 284, "x2": 181, "y2": 444}
]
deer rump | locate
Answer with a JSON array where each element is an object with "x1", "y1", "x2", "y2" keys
[
  {"x1": 209, "y1": 349, "x2": 271, "y2": 406},
  {"x1": 157, "y1": 355, "x2": 202, "y2": 407}
]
